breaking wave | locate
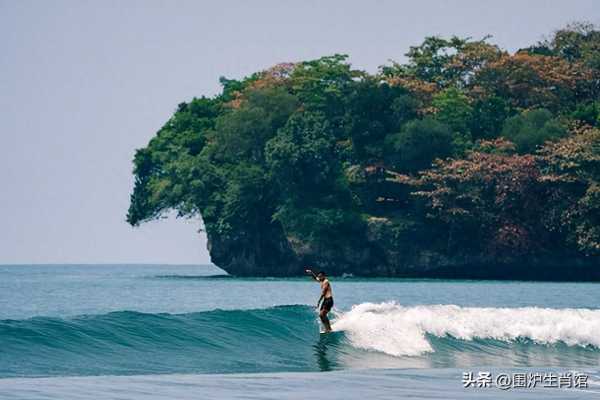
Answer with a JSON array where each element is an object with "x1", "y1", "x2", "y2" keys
[
  {"x1": 2, "y1": 303, "x2": 599, "y2": 377},
  {"x1": 332, "y1": 302, "x2": 600, "y2": 357}
]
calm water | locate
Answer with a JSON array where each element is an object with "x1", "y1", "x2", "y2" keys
[{"x1": 1, "y1": 264, "x2": 599, "y2": 399}]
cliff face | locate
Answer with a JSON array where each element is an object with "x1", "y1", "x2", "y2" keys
[
  {"x1": 207, "y1": 223, "x2": 299, "y2": 277},
  {"x1": 206, "y1": 220, "x2": 600, "y2": 281}
]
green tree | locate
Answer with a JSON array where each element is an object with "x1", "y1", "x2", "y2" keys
[
  {"x1": 341, "y1": 78, "x2": 413, "y2": 161},
  {"x1": 385, "y1": 118, "x2": 454, "y2": 173},
  {"x1": 470, "y1": 95, "x2": 513, "y2": 139},
  {"x1": 127, "y1": 96, "x2": 223, "y2": 226},
  {"x1": 570, "y1": 101, "x2": 600, "y2": 127},
  {"x1": 501, "y1": 109, "x2": 566, "y2": 153},
  {"x1": 288, "y1": 55, "x2": 358, "y2": 118},
  {"x1": 432, "y1": 87, "x2": 473, "y2": 134},
  {"x1": 381, "y1": 36, "x2": 502, "y2": 89},
  {"x1": 266, "y1": 112, "x2": 359, "y2": 241},
  {"x1": 208, "y1": 87, "x2": 299, "y2": 164},
  {"x1": 431, "y1": 87, "x2": 474, "y2": 155}
]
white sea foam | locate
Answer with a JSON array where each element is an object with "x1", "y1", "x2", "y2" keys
[{"x1": 331, "y1": 302, "x2": 600, "y2": 357}]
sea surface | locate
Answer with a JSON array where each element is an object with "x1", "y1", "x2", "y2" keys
[{"x1": 0, "y1": 264, "x2": 599, "y2": 399}]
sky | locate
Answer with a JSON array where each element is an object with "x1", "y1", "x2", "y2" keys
[{"x1": 1, "y1": 0, "x2": 598, "y2": 265}]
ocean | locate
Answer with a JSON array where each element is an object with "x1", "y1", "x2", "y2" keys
[{"x1": 0, "y1": 264, "x2": 599, "y2": 399}]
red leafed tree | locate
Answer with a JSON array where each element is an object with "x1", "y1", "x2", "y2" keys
[
  {"x1": 413, "y1": 139, "x2": 549, "y2": 255},
  {"x1": 538, "y1": 126, "x2": 600, "y2": 255}
]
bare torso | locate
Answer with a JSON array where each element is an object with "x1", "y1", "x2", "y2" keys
[{"x1": 321, "y1": 279, "x2": 333, "y2": 298}]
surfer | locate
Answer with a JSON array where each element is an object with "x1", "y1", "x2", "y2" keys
[{"x1": 305, "y1": 268, "x2": 333, "y2": 333}]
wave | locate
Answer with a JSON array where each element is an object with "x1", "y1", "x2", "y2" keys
[
  {"x1": 332, "y1": 302, "x2": 600, "y2": 357},
  {"x1": 0, "y1": 305, "x2": 319, "y2": 377},
  {"x1": 2, "y1": 303, "x2": 599, "y2": 378}
]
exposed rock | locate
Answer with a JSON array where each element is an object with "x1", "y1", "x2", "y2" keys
[{"x1": 207, "y1": 225, "x2": 600, "y2": 281}]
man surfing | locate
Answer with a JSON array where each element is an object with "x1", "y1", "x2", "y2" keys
[{"x1": 305, "y1": 268, "x2": 334, "y2": 333}]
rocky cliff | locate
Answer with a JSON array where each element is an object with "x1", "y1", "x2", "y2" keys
[{"x1": 206, "y1": 219, "x2": 600, "y2": 281}]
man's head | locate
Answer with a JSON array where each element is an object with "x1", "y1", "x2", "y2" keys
[{"x1": 317, "y1": 271, "x2": 327, "y2": 281}]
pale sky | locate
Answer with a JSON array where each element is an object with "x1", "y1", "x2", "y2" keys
[{"x1": 1, "y1": 0, "x2": 598, "y2": 264}]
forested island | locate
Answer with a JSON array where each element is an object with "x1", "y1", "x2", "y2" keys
[{"x1": 128, "y1": 23, "x2": 600, "y2": 279}]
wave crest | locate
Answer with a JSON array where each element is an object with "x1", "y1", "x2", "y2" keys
[{"x1": 332, "y1": 302, "x2": 600, "y2": 356}]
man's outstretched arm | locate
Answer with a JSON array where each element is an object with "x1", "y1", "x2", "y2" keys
[{"x1": 304, "y1": 268, "x2": 318, "y2": 281}]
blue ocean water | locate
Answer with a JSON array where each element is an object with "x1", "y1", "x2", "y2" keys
[{"x1": 1, "y1": 264, "x2": 599, "y2": 399}]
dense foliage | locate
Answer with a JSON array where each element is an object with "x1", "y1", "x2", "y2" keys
[{"x1": 128, "y1": 23, "x2": 600, "y2": 274}]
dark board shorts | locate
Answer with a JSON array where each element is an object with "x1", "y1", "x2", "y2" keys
[{"x1": 321, "y1": 297, "x2": 334, "y2": 312}]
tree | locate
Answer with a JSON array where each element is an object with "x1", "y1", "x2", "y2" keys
[
  {"x1": 208, "y1": 87, "x2": 299, "y2": 164},
  {"x1": 266, "y1": 112, "x2": 359, "y2": 241},
  {"x1": 432, "y1": 87, "x2": 473, "y2": 133},
  {"x1": 431, "y1": 87, "x2": 474, "y2": 155},
  {"x1": 470, "y1": 95, "x2": 513, "y2": 139},
  {"x1": 386, "y1": 36, "x2": 502, "y2": 88},
  {"x1": 540, "y1": 22, "x2": 600, "y2": 69},
  {"x1": 381, "y1": 36, "x2": 502, "y2": 111},
  {"x1": 570, "y1": 101, "x2": 600, "y2": 127},
  {"x1": 127, "y1": 96, "x2": 223, "y2": 226},
  {"x1": 341, "y1": 78, "x2": 413, "y2": 161},
  {"x1": 413, "y1": 140, "x2": 548, "y2": 255},
  {"x1": 538, "y1": 126, "x2": 600, "y2": 255},
  {"x1": 501, "y1": 109, "x2": 566, "y2": 153},
  {"x1": 267, "y1": 113, "x2": 338, "y2": 197},
  {"x1": 472, "y1": 52, "x2": 597, "y2": 113},
  {"x1": 385, "y1": 118, "x2": 454, "y2": 173},
  {"x1": 288, "y1": 55, "x2": 358, "y2": 118}
]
